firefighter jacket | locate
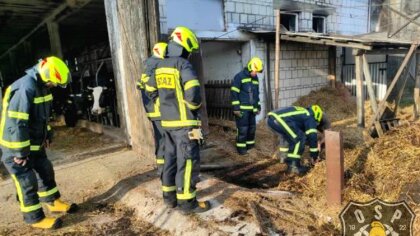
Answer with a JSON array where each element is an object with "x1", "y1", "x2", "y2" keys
[
  {"x1": 146, "y1": 42, "x2": 201, "y2": 129},
  {"x1": 138, "y1": 56, "x2": 161, "y2": 120},
  {"x1": 231, "y1": 68, "x2": 260, "y2": 112},
  {"x1": 268, "y1": 106, "x2": 318, "y2": 154},
  {"x1": 0, "y1": 67, "x2": 53, "y2": 158}
]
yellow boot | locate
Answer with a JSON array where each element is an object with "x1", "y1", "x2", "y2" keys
[
  {"x1": 46, "y1": 199, "x2": 78, "y2": 213},
  {"x1": 31, "y1": 217, "x2": 62, "y2": 229}
]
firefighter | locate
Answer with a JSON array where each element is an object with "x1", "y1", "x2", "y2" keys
[
  {"x1": 146, "y1": 26, "x2": 210, "y2": 213},
  {"x1": 231, "y1": 57, "x2": 263, "y2": 155},
  {"x1": 266, "y1": 105, "x2": 330, "y2": 175},
  {"x1": 0, "y1": 57, "x2": 77, "y2": 229},
  {"x1": 137, "y1": 42, "x2": 168, "y2": 174}
]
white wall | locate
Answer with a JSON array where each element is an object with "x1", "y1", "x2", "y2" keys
[{"x1": 201, "y1": 41, "x2": 244, "y2": 83}]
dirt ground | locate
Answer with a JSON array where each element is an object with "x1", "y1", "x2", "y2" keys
[
  {"x1": 0, "y1": 126, "x2": 126, "y2": 180},
  {"x1": 205, "y1": 83, "x2": 420, "y2": 235}
]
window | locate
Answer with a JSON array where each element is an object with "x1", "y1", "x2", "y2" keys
[
  {"x1": 280, "y1": 13, "x2": 298, "y2": 32},
  {"x1": 313, "y1": 15, "x2": 326, "y2": 33}
]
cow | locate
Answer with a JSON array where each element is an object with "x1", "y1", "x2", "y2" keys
[{"x1": 87, "y1": 61, "x2": 118, "y2": 127}]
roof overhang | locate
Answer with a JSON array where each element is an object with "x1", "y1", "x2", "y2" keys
[{"x1": 240, "y1": 27, "x2": 414, "y2": 51}]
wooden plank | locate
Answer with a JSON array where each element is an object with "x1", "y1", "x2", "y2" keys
[
  {"x1": 274, "y1": 9, "x2": 281, "y2": 109},
  {"x1": 355, "y1": 53, "x2": 365, "y2": 127},
  {"x1": 325, "y1": 130, "x2": 344, "y2": 207},
  {"x1": 362, "y1": 54, "x2": 378, "y2": 114},
  {"x1": 46, "y1": 21, "x2": 63, "y2": 58},
  {"x1": 394, "y1": 58, "x2": 412, "y2": 115},
  {"x1": 415, "y1": 53, "x2": 420, "y2": 119},
  {"x1": 281, "y1": 35, "x2": 373, "y2": 50},
  {"x1": 368, "y1": 44, "x2": 418, "y2": 129},
  {"x1": 328, "y1": 46, "x2": 336, "y2": 88},
  {"x1": 104, "y1": 0, "x2": 158, "y2": 156},
  {"x1": 375, "y1": 122, "x2": 384, "y2": 137}
]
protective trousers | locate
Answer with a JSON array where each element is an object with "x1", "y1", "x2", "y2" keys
[
  {"x1": 161, "y1": 128, "x2": 200, "y2": 208},
  {"x1": 1, "y1": 149, "x2": 60, "y2": 224},
  {"x1": 266, "y1": 116, "x2": 305, "y2": 159},
  {"x1": 235, "y1": 111, "x2": 256, "y2": 154},
  {"x1": 152, "y1": 120, "x2": 165, "y2": 174}
]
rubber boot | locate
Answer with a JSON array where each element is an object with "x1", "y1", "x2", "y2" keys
[
  {"x1": 286, "y1": 158, "x2": 309, "y2": 176},
  {"x1": 163, "y1": 192, "x2": 177, "y2": 208},
  {"x1": 46, "y1": 199, "x2": 78, "y2": 213},
  {"x1": 179, "y1": 199, "x2": 211, "y2": 214},
  {"x1": 31, "y1": 217, "x2": 62, "y2": 229}
]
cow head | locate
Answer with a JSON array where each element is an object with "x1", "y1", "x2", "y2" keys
[{"x1": 88, "y1": 86, "x2": 107, "y2": 115}]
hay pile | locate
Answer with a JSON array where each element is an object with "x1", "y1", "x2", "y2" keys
[{"x1": 278, "y1": 84, "x2": 420, "y2": 234}]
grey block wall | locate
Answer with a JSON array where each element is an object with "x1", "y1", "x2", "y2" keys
[
  {"x1": 224, "y1": 0, "x2": 275, "y2": 29},
  {"x1": 269, "y1": 41, "x2": 329, "y2": 108}
]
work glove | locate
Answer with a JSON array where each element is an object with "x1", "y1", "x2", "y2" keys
[
  {"x1": 13, "y1": 156, "x2": 29, "y2": 166},
  {"x1": 233, "y1": 110, "x2": 242, "y2": 118},
  {"x1": 310, "y1": 150, "x2": 319, "y2": 162}
]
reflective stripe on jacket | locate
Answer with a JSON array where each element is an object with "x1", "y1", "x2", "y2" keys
[
  {"x1": 268, "y1": 106, "x2": 318, "y2": 152},
  {"x1": 0, "y1": 67, "x2": 53, "y2": 157},
  {"x1": 146, "y1": 44, "x2": 201, "y2": 129},
  {"x1": 230, "y1": 68, "x2": 260, "y2": 112},
  {"x1": 138, "y1": 56, "x2": 161, "y2": 120}
]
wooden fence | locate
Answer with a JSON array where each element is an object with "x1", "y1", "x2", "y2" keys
[{"x1": 205, "y1": 80, "x2": 234, "y2": 121}]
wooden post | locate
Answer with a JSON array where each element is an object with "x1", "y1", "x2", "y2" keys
[
  {"x1": 362, "y1": 54, "x2": 378, "y2": 114},
  {"x1": 414, "y1": 53, "x2": 420, "y2": 119},
  {"x1": 368, "y1": 43, "x2": 418, "y2": 129},
  {"x1": 325, "y1": 130, "x2": 344, "y2": 207},
  {"x1": 328, "y1": 46, "x2": 336, "y2": 88},
  {"x1": 354, "y1": 50, "x2": 365, "y2": 127},
  {"x1": 274, "y1": 9, "x2": 281, "y2": 109},
  {"x1": 104, "y1": 0, "x2": 157, "y2": 157},
  {"x1": 47, "y1": 21, "x2": 63, "y2": 58}
]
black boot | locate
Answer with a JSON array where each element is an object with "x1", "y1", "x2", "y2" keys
[
  {"x1": 163, "y1": 192, "x2": 177, "y2": 208},
  {"x1": 286, "y1": 158, "x2": 308, "y2": 175},
  {"x1": 178, "y1": 199, "x2": 211, "y2": 214}
]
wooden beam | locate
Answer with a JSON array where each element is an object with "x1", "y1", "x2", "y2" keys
[
  {"x1": 328, "y1": 46, "x2": 337, "y2": 88},
  {"x1": 355, "y1": 52, "x2": 365, "y2": 127},
  {"x1": 394, "y1": 58, "x2": 415, "y2": 114},
  {"x1": 281, "y1": 35, "x2": 373, "y2": 50},
  {"x1": 362, "y1": 54, "x2": 378, "y2": 114},
  {"x1": 414, "y1": 54, "x2": 420, "y2": 119},
  {"x1": 274, "y1": 9, "x2": 281, "y2": 109},
  {"x1": 368, "y1": 43, "x2": 418, "y2": 128},
  {"x1": 325, "y1": 130, "x2": 344, "y2": 207},
  {"x1": 104, "y1": 0, "x2": 158, "y2": 157},
  {"x1": 0, "y1": 2, "x2": 68, "y2": 60},
  {"x1": 47, "y1": 21, "x2": 63, "y2": 58},
  {"x1": 387, "y1": 6, "x2": 420, "y2": 28},
  {"x1": 388, "y1": 12, "x2": 420, "y2": 38},
  {"x1": 365, "y1": 49, "x2": 420, "y2": 55}
]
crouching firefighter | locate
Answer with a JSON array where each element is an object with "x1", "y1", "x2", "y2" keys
[
  {"x1": 0, "y1": 57, "x2": 78, "y2": 229},
  {"x1": 267, "y1": 105, "x2": 330, "y2": 175},
  {"x1": 146, "y1": 26, "x2": 211, "y2": 213},
  {"x1": 230, "y1": 57, "x2": 263, "y2": 155},
  {"x1": 137, "y1": 42, "x2": 168, "y2": 174}
]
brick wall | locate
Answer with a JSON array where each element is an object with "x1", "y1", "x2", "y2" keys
[
  {"x1": 224, "y1": 0, "x2": 275, "y2": 29},
  {"x1": 269, "y1": 41, "x2": 329, "y2": 107}
]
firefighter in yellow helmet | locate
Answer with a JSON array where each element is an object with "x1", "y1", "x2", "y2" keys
[
  {"x1": 0, "y1": 56, "x2": 77, "y2": 229},
  {"x1": 137, "y1": 42, "x2": 168, "y2": 174},
  {"x1": 266, "y1": 104, "x2": 330, "y2": 175},
  {"x1": 230, "y1": 57, "x2": 263, "y2": 155},
  {"x1": 146, "y1": 26, "x2": 211, "y2": 213}
]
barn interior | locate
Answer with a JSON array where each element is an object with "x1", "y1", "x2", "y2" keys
[{"x1": 0, "y1": 0, "x2": 126, "y2": 168}]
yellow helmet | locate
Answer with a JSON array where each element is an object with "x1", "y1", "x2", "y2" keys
[
  {"x1": 170, "y1": 26, "x2": 199, "y2": 53},
  {"x1": 152, "y1": 42, "x2": 168, "y2": 59},
  {"x1": 310, "y1": 104, "x2": 323, "y2": 123},
  {"x1": 247, "y1": 57, "x2": 264, "y2": 72},
  {"x1": 38, "y1": 56, "x2": 71, "y2": 88}
]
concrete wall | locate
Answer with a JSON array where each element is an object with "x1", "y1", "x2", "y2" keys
[{"x1": 201, "y1": 41, "x2": 244, "y2": 83}]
